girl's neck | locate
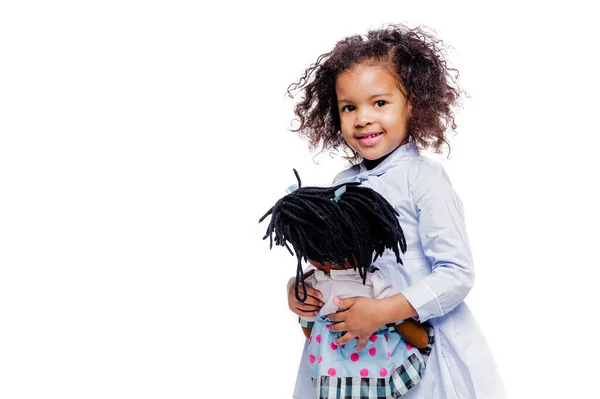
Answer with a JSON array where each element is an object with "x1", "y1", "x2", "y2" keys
[
  {"x1": 364, "y1": 156, "x2": 388, "y2": 170},
  {"x1": 363, "y1": 140, "x2": 409, "y2": 170}
]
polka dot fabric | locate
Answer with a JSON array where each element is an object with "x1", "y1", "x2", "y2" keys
[{"x1": 307, "y1": 315, "x2": 434, "y2": 399}]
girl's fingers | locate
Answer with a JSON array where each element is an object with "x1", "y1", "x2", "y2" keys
[
  {"x1": 305, "y1": 286, "x2": 323, "y2": 298},
  {"x1": 334, "y1": 331, "x2": 354, "y2": 346},
  {"x1": 294, "y1": 284, "x2": 323, "y2": 300},
  {"x1": 327, "y1": 310, "x2": 346, "y2": 323},
  {"x1": 287, "y1": 280, "x2": 324, "y2": 318},
  {"x1": 329, "y1": 322, "x2": 346, "y2": 334},
  {"x1": 296, "y1": 304, "x2": 321, "y2": 312},
  {"x1": 292, "y1": 301, "x2": 323, "y2": 312},
  {"x1": 299, "y1": 296, "x2": 324, "y2": 307},
  {"x1": 291, "y1": 290, "x2": 324, "y2": 307},
  {"x1": 299, "y1": 291, "x2": 323, "y2": 304},
  {"x1": 354, "y1": 337, "x2": 368, "y2": 352}
]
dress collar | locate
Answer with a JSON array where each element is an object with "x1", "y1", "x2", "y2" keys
[{"x1": 358, "y1": 142, "x2": 419, "y2": 175}]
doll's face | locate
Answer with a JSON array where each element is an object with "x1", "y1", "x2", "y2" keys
[{"x1": 336, "y1": 63, "x2": 412, "y2": 161}]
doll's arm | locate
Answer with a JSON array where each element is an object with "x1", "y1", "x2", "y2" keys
[{"x1": 393, "y1": 319, "x2": 429, "y2": 349}]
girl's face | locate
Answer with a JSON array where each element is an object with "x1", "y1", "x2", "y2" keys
[{"x1": 335, "y1": 63, "x2": 412, "y2": 161}]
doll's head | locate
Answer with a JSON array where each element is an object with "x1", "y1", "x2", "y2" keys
[
  {"x1": 287, "y1": 23, "x2": 464, "y2": 161},
  {"x1": 259, "y1": 170, "x2": 406, "y2": 302}
]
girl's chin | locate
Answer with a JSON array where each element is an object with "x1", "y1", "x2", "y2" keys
[{"x1": 359, "y1": 150, "x2": 389, "y2": 161}]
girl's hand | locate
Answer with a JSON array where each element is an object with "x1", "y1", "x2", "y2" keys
[
  {"x1": 327, "y1": 297, "x2": 384, "y2": 352},
  {"x1": 287, "y1": 279, "x2": 324, "y2": 318}
]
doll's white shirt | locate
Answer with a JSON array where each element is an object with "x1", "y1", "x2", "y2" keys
[
  {"x1": 299, "y1": 268, "x2": 392, "y2": 323},
  {"x1": 292, "y1": 142, "x2": 507, "y2": 399}
]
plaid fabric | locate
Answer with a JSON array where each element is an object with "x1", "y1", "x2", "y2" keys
[
  {"x1": 312, "y1": 323, "x2": 434, "y2": 399},
  {"x1": 299, "y1": 317, "x2": 315, "y2": 329}
]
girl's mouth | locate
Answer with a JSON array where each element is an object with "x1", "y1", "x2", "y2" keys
[
  {"x1": 357, "y1": 132, "x2": 383, "y2": 139},
  {"x1": 357, "y1": 132, "x2": 383, "y2": 146}
]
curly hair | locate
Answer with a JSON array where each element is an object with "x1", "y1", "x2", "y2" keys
[{"x1": 287, "y1": 23, "x2": 465, "y2": 161}]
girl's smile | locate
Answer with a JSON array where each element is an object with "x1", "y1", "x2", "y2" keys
[
  {"x1": 356, "y1": 131, "x2": 384, "y2": 146},
  {"x1": 335, "y1": 63, "x2": 412, "y2": 161}
]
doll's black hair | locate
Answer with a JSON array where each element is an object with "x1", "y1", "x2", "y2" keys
[{"x1": 259, "y1": 169, "x2": 407, "y2": 303}]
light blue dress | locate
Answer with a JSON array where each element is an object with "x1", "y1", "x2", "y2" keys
[{"x1": 293, "y1": 142, "x2": 507, "y2": 399}]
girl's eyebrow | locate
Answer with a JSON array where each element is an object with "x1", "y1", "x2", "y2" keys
[{"x1": 337, "y1": 93, "x2": 393, "y2": 103}]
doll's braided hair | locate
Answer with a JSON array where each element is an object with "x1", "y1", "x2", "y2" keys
[{"x1": 259, "y1": 169, "x2": 407, "y2": 303}]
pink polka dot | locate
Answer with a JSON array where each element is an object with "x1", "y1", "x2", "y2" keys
[
  {"x1": 341, "y1": 344, "x2": 345, "y2": 349},
  {"x1": 330, "y1": 342, "x2": 338, "y2": 350},
  {"x1": 350, "y1": 353, "x2": 360, "y2": 362},
  {"x1": 369, "y1": 334, "x2": 377, "y2": 342},
  {"x1": 388, "y1": 351, "x2": 391, "y2": 358},
  {"x1": 360, "y1": 368, "x2": 368, "y2": 377},
  {"x1": 326, "y1": 324, "x2": 331, "y2": 330},
  {"x1": 406, "y1": 343, "x2": 413, "y2": 350},
  {"x1": 309, "y1": 354, "x2": 316, "y2": 363},
  {"x1": 384, "y1": 334, "x2": 388, "y2": 342},
  {"x1": 316, "y1": 334, "x2": 321, "y2": 344},
  {"x1": 380, "y1": 368, "x2": 388, "y2": 377},
  {"x1": 328, "y1": 368, "x2": 336, "y2": 377},
  {"x1": 369, "y1": 347, "x2": 377, "y2": 356},
  {"x1": 318, "y1": 355, "x2": 322, "y2": 364},
  {"x1": 308, "y1": 336, "x2": 312, "y2": 344}
]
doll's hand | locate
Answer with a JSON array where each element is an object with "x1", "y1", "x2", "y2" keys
[
  {"x1": 287, "y1": 278, "x2": 324, "y2": 318},
  {"x1": 327, "y1": 297, "x2": 384, "y2": 352}
]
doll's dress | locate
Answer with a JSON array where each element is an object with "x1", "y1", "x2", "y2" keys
[{"x1": 299, "y1": 268, "x2": 434, "y2": 399}]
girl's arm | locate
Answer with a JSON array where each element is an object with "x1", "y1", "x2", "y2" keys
[
  {"x1": 373, "y1": 273, "x2": 428, "y2": 349},
  {"x1": 329, "y1": 274, "x2": 421, "y2": 351},
  {"x1": 400, "y1": 160, "x2": 475, "y2": 323},
  {"x1": 371, "y1": 272, "x2": 419, "y2": 322},
  {"x1": 329, "y1": 161, "x2": 473, "y2": 349}
]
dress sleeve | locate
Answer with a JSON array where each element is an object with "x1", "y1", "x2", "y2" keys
[{"x1": 400, "y1": 161, "x2": 475, "y2": 323}]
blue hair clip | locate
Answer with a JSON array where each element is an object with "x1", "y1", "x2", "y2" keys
[
  {"x1": 332, "y1": 185, "x2": 346, "y2": 203},
  {"x1": 286, "y1": 184, "x2": 298, "y2": 194}
]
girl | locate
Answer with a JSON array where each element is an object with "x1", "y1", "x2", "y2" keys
[{"x1": 285, "y1": 24, "x2": 506, "y2": 399}]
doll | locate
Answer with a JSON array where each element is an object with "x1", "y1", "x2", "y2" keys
[{"x1": 259, "y1": 169, "x2": 433, "y2": 350}]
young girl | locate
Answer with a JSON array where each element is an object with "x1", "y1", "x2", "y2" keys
[{"x1": 285, "y1": 24, "x2": 506, "y2": 399}]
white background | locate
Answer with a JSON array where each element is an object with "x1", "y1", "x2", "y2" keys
[{"x1": 1, "y1": 1, "x2": 598, "y2": 398}]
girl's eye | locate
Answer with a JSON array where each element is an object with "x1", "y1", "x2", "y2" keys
[
  {"x1": 375, "y1": 100, "x2": 387, "y2": 107},
  {"x1": 341, "y1": 105, "x2": 355, "y2": 112}
]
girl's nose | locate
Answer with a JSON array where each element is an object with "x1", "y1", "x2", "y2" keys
[{"x1": 354, "y1": 109, "x2": 373, "y2": 127}]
